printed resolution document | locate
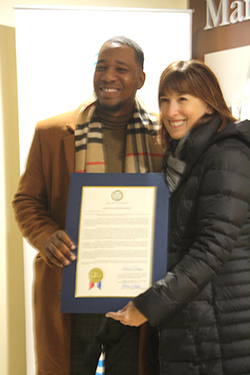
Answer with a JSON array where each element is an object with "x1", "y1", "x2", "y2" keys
[
  {"x1": 75, "y1": 186, "x2": 156, "y2": 298},
  {"x1": 61, "y1": 172, "x2": 169, "y2": 313}
]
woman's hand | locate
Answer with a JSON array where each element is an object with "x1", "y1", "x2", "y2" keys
[{"x1": 106, "y1": 301, "x2": 148, "y2": 327}]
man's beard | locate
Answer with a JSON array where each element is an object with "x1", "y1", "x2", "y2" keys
[{"x1": 96, "y1": 100, "x2": 127, "y2": 114}]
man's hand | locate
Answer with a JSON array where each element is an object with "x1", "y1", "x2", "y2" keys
[
  {"x1": 44, "y1": 230, "x2": 76, "y2": 267},
  {"x1": 106, "y1": 301, "x2": 148, "y2": 327}
]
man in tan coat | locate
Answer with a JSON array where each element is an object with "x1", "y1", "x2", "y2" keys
[{"x1": 13, "y1": 36, "x2": 164, "y2": 375}]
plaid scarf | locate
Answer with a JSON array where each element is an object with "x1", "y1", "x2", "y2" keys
[{"x1": 75, "y1": 97, "x2": 163, "y2": 173}]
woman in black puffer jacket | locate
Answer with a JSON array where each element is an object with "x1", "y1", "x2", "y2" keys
[{"x1": 106, "y1": 60, "x2": 250, "y2": 375}]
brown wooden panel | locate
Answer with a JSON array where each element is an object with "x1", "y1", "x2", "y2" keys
[{"x1": 190, "y1": 0, "x2": 250, "y2": 60}]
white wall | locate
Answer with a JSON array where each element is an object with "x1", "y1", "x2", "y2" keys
[
  {"x1": 0, "y1": 0, "x2": 188, "y2": 27},
  {"x1": 205, "y1": 46, "x2": 250, "y2": 121}
]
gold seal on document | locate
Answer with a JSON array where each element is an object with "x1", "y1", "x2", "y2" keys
[
  {"x1": 111, "y1": 190, "x2": 123, "y2": 201},
  {"x1": 88, "y1": 268, "x2": 103, "y2": 283}
]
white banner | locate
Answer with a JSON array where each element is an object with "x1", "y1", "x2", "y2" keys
[{"x1": 14, "y1": 6, "x2": 192, "y2": 374}]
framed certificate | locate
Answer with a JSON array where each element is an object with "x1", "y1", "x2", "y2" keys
[{"x1": 61, "y1": 173, "x2": 169, "y2": 313}]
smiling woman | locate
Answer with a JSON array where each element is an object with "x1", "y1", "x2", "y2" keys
[
  {"x1": 159, "y1": 92, "x2": 210, "y2": 139},
  {"x1": 158, "y1": 59, "x2": 236, "y2": 147},
  {"x1": 106, "y1": 59, "x2": 250, "y2": 375}
]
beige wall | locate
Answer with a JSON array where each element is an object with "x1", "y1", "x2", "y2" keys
[
  {"x1": 0, "y1": 1, "x2": 187, "y2": 374},
  {"x1": 0, "y1": 23, "x2": 26, "y2": 375}
]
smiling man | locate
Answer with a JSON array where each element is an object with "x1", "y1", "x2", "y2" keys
[
  {"x1": 13, "y1": 36, "x2": 164, "y2": 375},
  {"x1": 94, "y1": 40, "x2": 145, "y2": 116}
]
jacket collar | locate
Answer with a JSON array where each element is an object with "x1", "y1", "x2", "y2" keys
[
  {"x1": 180, "y1": 116, "x2": 221, "y2": 164},
  {"x1": 168, "y1": 116, "x2": 221, "y2": 192}
]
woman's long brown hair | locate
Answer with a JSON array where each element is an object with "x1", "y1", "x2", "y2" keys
[{"x1": 158, "y1": 60, "x2": 237, "y2": 148}]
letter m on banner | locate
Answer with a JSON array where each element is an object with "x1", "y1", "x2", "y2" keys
[{"x1": 204, "y1": 0, "x2": 230, "y2": 29}]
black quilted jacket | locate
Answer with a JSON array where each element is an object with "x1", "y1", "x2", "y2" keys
[{"x1": 134, "y1": 117, "x2": 250, "y2": 375}]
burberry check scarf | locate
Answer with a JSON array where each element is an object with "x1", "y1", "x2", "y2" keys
[{"x1": 75, "y1": 97, "x2": 162, "y2": 173}]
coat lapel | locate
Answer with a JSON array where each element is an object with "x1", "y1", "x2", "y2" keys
[{"x1": 63, "y1": 133, "x2": 75, "y2": 175}]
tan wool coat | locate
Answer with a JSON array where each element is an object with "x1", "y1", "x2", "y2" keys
[{"x1": 13, "y1": 106, "x2": 80, "y2": 374}]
